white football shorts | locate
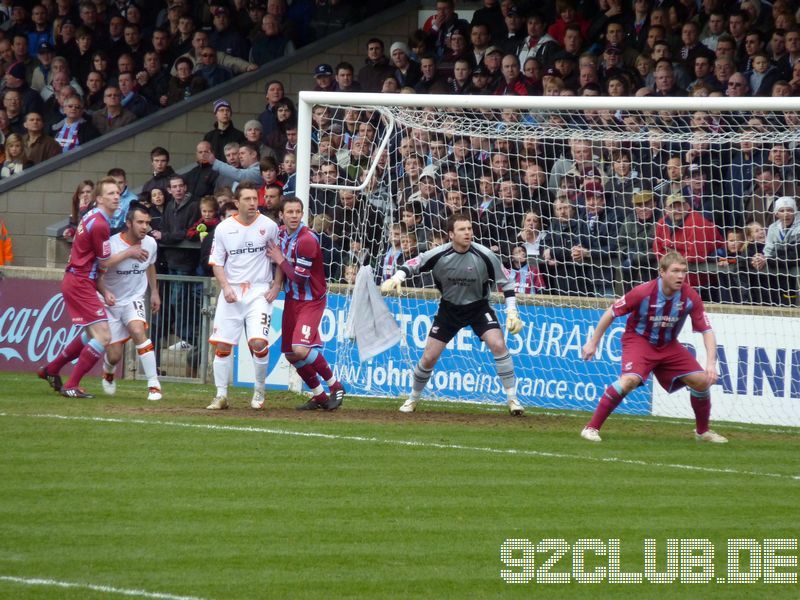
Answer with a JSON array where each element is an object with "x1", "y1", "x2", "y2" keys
[
  {"x1": 106, "y1": 298, "x2": 148, "y2": 344},
  {"x1": 209, "y1": 284, "x2": 273, "y2": 346}
]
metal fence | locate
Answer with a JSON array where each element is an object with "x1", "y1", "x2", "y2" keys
[{"x1": 126, "y1": 274, "x2": 216, "y2": 384}]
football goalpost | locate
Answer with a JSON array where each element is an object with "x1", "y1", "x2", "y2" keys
[{"x1": 296, "y1": 91, "x2": 800, "y2": 427}]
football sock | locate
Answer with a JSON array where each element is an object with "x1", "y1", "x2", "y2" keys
[
  {"x1": 64, "y1": 338, "x2": 105, "y2": 389},
  {"x1": 136, "y1": 340, "x2": 158, "y2": 382},
  {"x1": 47, "y1": 331, "x2": 88, "y2": 374},
  {"x1": 213, "y1": 347, "x2": 232, "y2": 397},
  {"x1": 587, "y1": 381, "x2": 626, "y2": 430},
  {"x1": 411, "y1": 363, "x2": 433, "y2": 398},
  {"x1": 102, "y1": 356, "x2": 115, "y2": 380},
  {"x1": 690, "y1": 389, "x2": 711, "y2": 434},
  {"x1": 251, "y1": 345, "x2": 269, "y2": 390},
  {"x1": 493, "y1": 352, "x2": 516, "y2": 390},
  {"x1": 307, "y1": 348, "x2": 334, "y2": 381}
]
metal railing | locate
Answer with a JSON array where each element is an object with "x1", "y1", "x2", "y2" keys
[{"x1": 127, "y1": 274, "x2": 216, "y2": 384}]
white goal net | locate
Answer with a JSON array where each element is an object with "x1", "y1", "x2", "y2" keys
[{"x1": 296, "y1": 93, "x2": 800, "y2": 427}]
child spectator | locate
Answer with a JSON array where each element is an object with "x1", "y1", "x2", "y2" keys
[
  {"x1": 214, "y1": 186, "x2": 234, "y2": 209},
  {"x1": 186, "y1": 196, "x2": 221, "y2": 276},
  {"x1": 752, "y1": 197, "x2": 800, "y2": 305},
  {"x1": 716, "y1": 228, "x2": 749, "y2": 303},
  {"x1": 379, "y1": 222, "x2": 406, "y2": 282},
  {"x1": 509, "y1": 246, "x2": 545, "y2": 294}
]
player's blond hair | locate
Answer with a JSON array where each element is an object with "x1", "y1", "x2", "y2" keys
[
  {"x1": 658, "y1": 251, "x2": 688, "y2": 272},
  {"x1": 95, "y1": 176, "x2": 120, "y2": 197}
]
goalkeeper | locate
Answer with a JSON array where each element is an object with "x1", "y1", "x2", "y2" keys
[{"x1": 381, "y1": 212, "x2": 525, "y2": 415}]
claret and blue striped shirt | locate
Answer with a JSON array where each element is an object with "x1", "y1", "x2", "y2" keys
[{"x1": 612, "y1": 278, "x2": 712, "y2": 348}]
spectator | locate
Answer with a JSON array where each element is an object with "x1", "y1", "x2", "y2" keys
[
  {"x1": 414, "y1": 53, "x2": 449, "y2": 93},
  {"x1": 257, "y1": 79, "x2": 293, "y2": 138},
  {"x1": 390, "y1": 42, "x2": 421, "y2": 88},
  {"x1": 509, "y1": 245, "x2": 545, "y2": 294},
  {"x1": 547, "y1": 0, "x2": 590, "y2": 46},
  {"x1": 194, "y1": 46, "x2": 233, "y2": 87},
  {"x1": 106, "y1": 167, "x2": 139, "y2": 234},
  {"x1": 22, "y1": 111, "x2": 61, "y2": 164},
  {"x1": 746, "y1": 51, "x2": 781, "y2": 96},
  {"x1": 203, "y1": 99, "x2": 246, "y2": 161},
  {"x1": 5, "y1": 61, "x2": 45, "y2": 116},
  {"x1": 51, "y1": 94, "x2": 100, "y2": 151},
  {"x1": 541, "y1": 195, "x2": 590, "y2": 295},
  {"x1": 725, "y1": 71, "x2": 751, "y2": 97},
  {"x1": 746, "y1": 166, "x2": 792, "y2": 227},
  {"x1": 752, "y1": 197, "x2": 800, "y2": 305},
  {"x1": 186, "y1": 195, "x2": 221, "y2": 276},
  {"x1": 423, "y1": 0, "x2": 471, "y2": 58},
  {"x1": 31, "y1": 42, "x2": 56, "y2": 92},
  {"x1": 715, "y1": 228, "x2": 751, "y2": 304},
  {"x1": 208, "y1": 142, "x2": 261, "y2": 190},
  {"x1": 250, "y1": 14, "x2": 295, "y2": 66},
  {"x1": 141, "y1": 147, "x2": 176, "y2": 194},
  {"x1": 164, "y1": 56, "x2": 208, "y2": 105},
  {"x1": 334, "y1": 61, "x2": 361, "y2": 92},
  {"x1": 210, "y1": 5, "x2": 249, "y2": 60},
  {"x1": 64, "y1": 180, "x2": 95, "y2": 240},
  {"x1": 3, "y1": 89, "x2": 25, "y2": 135},
  {"x1": 83, "y1": 70, "x2": 106, "y2": 110},
  {"x1": 258, "y1": 181, "x2": 282, "y2": 223},
  {"x1": 185, "y1": 140, "x2": 220, "y2": 199},
  {"x1": 653, "y1": 193, "x2": 723, "y2": 292},
  {"x1": 312, "y1": 62, "x2": 336, "y2": 91},
  {"x1": 0, "y1": 133, "x2": 31, "y2": 178},
  {"x1": 619, "y1": 189, "x2": 659, "y2": 290},
  {"x1": 137, "y1": 51, "x2": 170, "y2": 106},
  {"x1": 357, "y1": 38, "x2": 394, "y2": 92},
  {"x1": 117, "y1": 71, "x2": 154, "y2": 118},
  {"x1": 91, "y1": 85, "x2": 136, "y2": 134},
  {"x1": 171, "y1": 30, "x2": 257, "y2": 76},
  {"x1": 143, "y1": 187, "x2": 168, "y2": 248}
]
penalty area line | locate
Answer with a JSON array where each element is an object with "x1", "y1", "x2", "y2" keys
[
  {"x1": 0, "y1": 575, "x2": 209, "y2": 600},
  {"x1": 1, "y1": 411, "x2": 799, "y2": 482}
]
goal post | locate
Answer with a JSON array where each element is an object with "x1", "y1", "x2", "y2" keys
[{"x1": 296, "y1": 91, "x2": 800, "y2": 427}]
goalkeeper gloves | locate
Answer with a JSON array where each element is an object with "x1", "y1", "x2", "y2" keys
[
  {"x1": 506, "y1": 307, "x2": 524, "y2": 335},
  {"x1": 380, "y1": 274, "x2": 403, "y2": 294}
]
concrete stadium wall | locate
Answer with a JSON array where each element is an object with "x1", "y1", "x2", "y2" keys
[{"x1": 0, "y1": 1, "x2": 420, "y2": 267}]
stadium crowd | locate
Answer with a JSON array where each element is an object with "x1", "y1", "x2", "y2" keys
[{"x1": 46, "y1": 0, "x2": 800, "y2": 311}]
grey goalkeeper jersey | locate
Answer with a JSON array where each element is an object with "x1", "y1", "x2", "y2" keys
[{"x1": 399, "y1": 242, "x2": 516, "y2": 305}]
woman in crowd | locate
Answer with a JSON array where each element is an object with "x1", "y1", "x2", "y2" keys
[
  {"x1": 63, "y1": 179, "x2": 95, "y2": 240},
  {"x1": 0, "y1": 134, "x2": 31, "y2": 179}
]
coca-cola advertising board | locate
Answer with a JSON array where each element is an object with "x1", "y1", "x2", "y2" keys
[{"x1": 0, "y1": 277, "x2": 104, "y2": 375}]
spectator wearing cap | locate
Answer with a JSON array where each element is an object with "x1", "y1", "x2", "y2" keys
[
  {"x1": 552, "y1": 50, "x2": 579, "y2": 90},
  {"x1": 4, "y1": 61, "x2": 45, "y2": 117},
  {"x1": 357, "y1": 38, "x2": 395, "y2": 93},
  {"x1": 518, "y1": 12, "x2": 559, "y2": 69},
  {"x1": 164, "y1": 56, "x2": 208, "y2": 106},
  {"x1": 312, "y1": 63, "x2": 336, "y2": 91},
  {"x1": 495, "y1": 54, "x2": 530, "y2": 95},
  {"x1": 500, "y1": 5, "x2": 525, "y2": 57},
  {"x1": 574, "y1": 178, "x2": 620, "y2": 297},
  {"x1": 390, "y1": 42, "x2": 421, "y2": 88},
  {"x1": 468, "y1": 63, "x2": 492, "y2": 94},
  {"x1": 547, "y1": 0, "x2": 590, "y2": 46},
  {"x1": 752, "y1": 196, "x2": 800, "y2": 304},
  {"x1": 250, "y1": 13, "x2": 295, "y2": 66},
  {"x1": 653, "y1": 193, "x2": 723, "y2": 292},
  {"x1": 482, "y1": 45, "x2": 504, "y2": 91},
  {"x1": 31, "y1": 42, "x2": 56, "y2": 92},
  {"x1": 27, "y1": 4, "x2": 53, "y2": 56},
  {"x1": 619, "y1": 189, "x2": 659, "y2": 290},
  {"x1": 55, "y1": 18, "x2": 79, "y2": 63},
  {"x1": 203, "y1": 99, "x2": 246, "y2": 161},
  {"x1": 210, "y1": 5, "x2": 250, "y2": 61},
  {"x1": 422, "y1": 0, "x2": 471, "y2": 59},
  {"x1": 22, "y1": 111, "x2": 61, "y2": 164},
  {"x1": 91, "y1": 85, "x2": 137, "y2": 134}
]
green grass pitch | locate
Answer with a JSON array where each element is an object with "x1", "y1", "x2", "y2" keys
[{"x1": 1, "y1": 371, "x2": 798, "y2": 599}]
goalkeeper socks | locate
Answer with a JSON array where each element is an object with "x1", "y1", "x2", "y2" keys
[
  {"x1": 307, "y1": 348, "x2": 334, "y2": 381},
  {"x1": 690, "y1": 390, "x2": 711, "y2": 434},
  {"x1": 64, "y1": 338, "x2": 105, "y2": 389},
  {"x1": 213, "y1": 348, "x2": 233, "y2": 397},
  {"x1": 493, "y1": 352, "x2": 516, "y2": 390},
  {"x1": 47, "y1": 331, "x2": 89, "y2": 374},
  {"x1": 412, "y1": 363, "x2": 433, "y2": 395},
  {"x1": 587, "y1": 382, "x2": 626, "y2": 430}
]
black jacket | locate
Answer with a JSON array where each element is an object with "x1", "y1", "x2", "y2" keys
[{"x1": 160, "y1": 196, "x2": 200, "y2": 271}]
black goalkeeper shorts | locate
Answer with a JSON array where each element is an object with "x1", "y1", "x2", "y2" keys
[{"x1": 429, "y1": 299, "x2": 501, "y2": 343}]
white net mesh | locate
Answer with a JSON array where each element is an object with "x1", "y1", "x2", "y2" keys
[{"x1": 300, "y1": 96, "x2": 800, "y2": 426}]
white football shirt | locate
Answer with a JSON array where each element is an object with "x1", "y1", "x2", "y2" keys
[
  {"x1": 209, "y1": 214, "x2": 279, "y2": 285},
  {"x1": 103, "y1": 233, "x2": 158, "y2": 304}
]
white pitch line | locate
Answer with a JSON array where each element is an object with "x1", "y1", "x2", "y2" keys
[
  {"x1": 1, "y1": 411, "x2": 799, "y2": 482},
  {"x1": 0, "y1": 575, "x2": 209, "y2": 600}
]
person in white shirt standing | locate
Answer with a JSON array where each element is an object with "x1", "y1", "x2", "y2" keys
[
  {"x1": 206, "y1": 181, "x2": 282, "y2": 410},
  {"x1": 99, "y1": 204, "x2": 163, "y2": 401}
]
